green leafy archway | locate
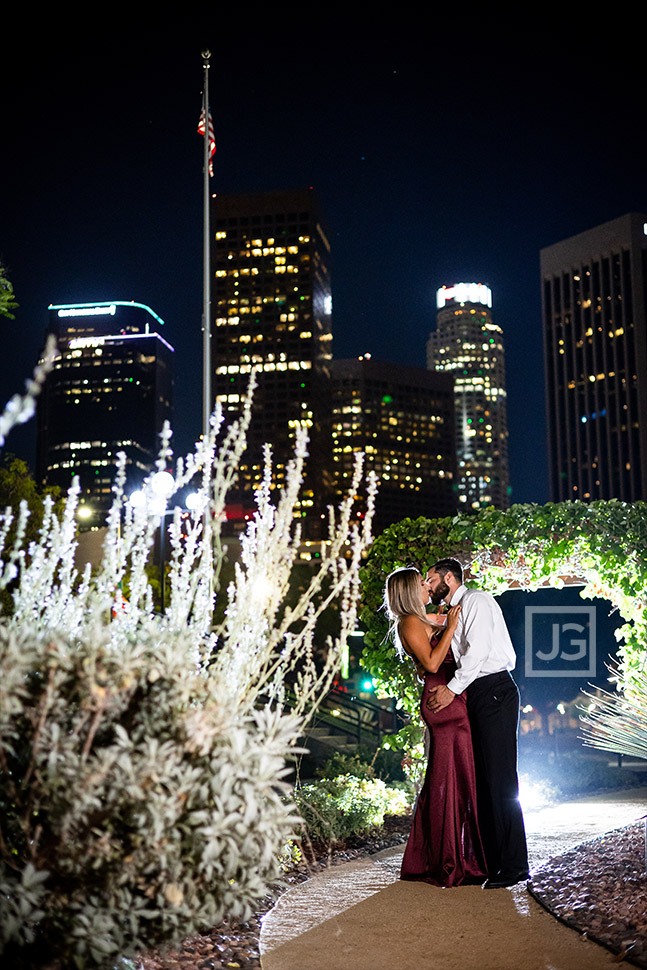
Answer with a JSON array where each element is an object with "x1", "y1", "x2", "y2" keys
[{"x1": 359, "y1": 500, "x2": 647, "y2": 739}]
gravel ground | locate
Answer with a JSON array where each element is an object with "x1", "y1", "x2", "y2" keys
[
  {"x1": 528, "y1": 820, "x2": 647, "y2": 969},
  {"x1": 136, "y1": 815, "x2": 646, "y2": 970}
]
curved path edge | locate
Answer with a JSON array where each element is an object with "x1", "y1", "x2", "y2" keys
[{"x1": 527, "y1": 881, "x2": 644, "y2": 970}]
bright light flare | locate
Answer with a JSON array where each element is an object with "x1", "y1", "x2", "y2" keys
[
  {"x1": 250, "y1": 575, "x2": 276, "y2": 608},
  {"x1": 518, "y1": 774, "x2": 555, "y2": 813},
  {"x1": 148, "y1": 495, "x2": 167, "y2": 517}
]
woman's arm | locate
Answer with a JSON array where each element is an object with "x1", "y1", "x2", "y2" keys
[{"x1": 400, "y1": 606, "x2": 461, "y2": 674}]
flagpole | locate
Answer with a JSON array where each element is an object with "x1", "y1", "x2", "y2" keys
[{"x1": 201, "y1": 49, "x2": 212, "y2": 441}]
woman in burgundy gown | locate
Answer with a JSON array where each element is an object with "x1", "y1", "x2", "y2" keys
[{"x1": 384, "y1": 567, "x2": 486, "y2": 887}]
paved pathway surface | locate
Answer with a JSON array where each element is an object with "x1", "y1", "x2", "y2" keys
[{"x1": 260, "y1": 787, "x2": 647, "y2": 970}]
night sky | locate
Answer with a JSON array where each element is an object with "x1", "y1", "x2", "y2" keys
[{"x1": 2, "y1": 14, "x2": 645, "y2": 506}]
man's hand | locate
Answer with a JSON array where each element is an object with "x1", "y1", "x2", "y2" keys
[{"x1": 426, "y1": 684, "x2": 455, "y2": 713}]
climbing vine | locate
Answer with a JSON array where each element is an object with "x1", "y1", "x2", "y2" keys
[{"x1": 359, "y1": 500, "x2": 647, "y2": 751}]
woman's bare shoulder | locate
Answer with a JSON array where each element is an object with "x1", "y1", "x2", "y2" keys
[
  {"x1": 399, "y1": 614, "x2": 434, "y2": 643},
  {"x1": 400, "y1": 613, "x2": 424, "y2": 627},
  {"x1": 399, "y1": 614, "x2": 427, "y2": 633}
]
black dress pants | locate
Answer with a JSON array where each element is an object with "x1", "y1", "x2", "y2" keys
[{"x1": 466, "y1": 670, "x2": 528, "y2": 876}]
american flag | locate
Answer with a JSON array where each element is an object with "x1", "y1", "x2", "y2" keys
[{"x1": 198, "y1": 107, "x2": 216, "y2": 177}]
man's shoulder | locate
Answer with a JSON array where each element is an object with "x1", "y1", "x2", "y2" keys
[
  {"x1": 462, "y1": 587, "x2": 494, "y2": 602},
  {"x1": 461, "y1": 587, "x2": 498, "y2": 612}
]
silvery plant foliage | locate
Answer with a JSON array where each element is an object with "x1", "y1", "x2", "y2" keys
[
  {"x1": 581, "y1": 667, "x2": 647, "y2": 762},
  {"x1": 0, "y1": 365, "x2": 376, "y2": 968}
]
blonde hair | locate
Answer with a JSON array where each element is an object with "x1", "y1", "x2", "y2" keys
[{"x1": 383, "y1": 567, "x2": 429, "y2": 658}]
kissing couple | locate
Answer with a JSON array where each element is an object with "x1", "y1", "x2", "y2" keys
[{"x1": 384, "y1": 558, "x2": 529, "y2": 889}]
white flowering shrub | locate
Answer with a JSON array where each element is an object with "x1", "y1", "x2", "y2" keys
[{"x1": 0, "y1": 372, "x2": 376, "y2": 968}]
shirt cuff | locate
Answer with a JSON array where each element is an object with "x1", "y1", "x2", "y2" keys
[{"x1": 445, "y1": 676, "x2": 464, "y2": 695}]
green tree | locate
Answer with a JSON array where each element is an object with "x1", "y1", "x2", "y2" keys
[
  {"x1": 0, "y1": 456, "x2": 61, "y2": 537},
  {"x1": 0, "y1": 265, "x2": 18, "y2": 320},
  {"x1": 0, "y1": 457, "x2": 62, "y2": 614}
]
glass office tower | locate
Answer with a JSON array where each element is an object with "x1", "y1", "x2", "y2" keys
[
  {"x1": 331, "y1": 357, "x2": 456, "y2": 531},
  {"x1": 37, "y1": 300, "x2": 174, "y2": 524},
  {"x1": 541, "y1": 213, "x2": 647, "y2": 502},
  {"x1": 212, "y1": 188, "x2": 332, "y2": 532},
  {"x1": 427, "y1": 283, "x2": 509, "y2": 509}
]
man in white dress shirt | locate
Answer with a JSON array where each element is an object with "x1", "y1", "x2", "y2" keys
[{"x1": 426, "y1": 558, "x2": 529, "y2": 889}]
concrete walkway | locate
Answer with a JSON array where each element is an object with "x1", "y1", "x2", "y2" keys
[{"x1": 260, "y1": 787, "x2": 647, "y2": 970}]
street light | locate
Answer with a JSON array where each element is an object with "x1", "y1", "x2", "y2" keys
[
  {"x1": 129, "y1": 470, "x2": 176, "y2": 614},
  {"x1": 128, "y1": 489, "x2": 146, "y2": 509},
  {"x1": 151, "y1": 469, "x2": 174, "y2": 499},
  {"x1": 185, "y1": 490, "x2": 208, "y2": 514}
]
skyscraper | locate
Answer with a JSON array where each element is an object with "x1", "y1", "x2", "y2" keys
[
  {"x1": 427, "y1": 283, "x2": 509, "y2": 509},
  {"x1": 212, "y1": 188, "x2": 332, "y2": 530},
  {"x1": 330, "y1": 357, "x2": 456, "y2": 532},
  {"x1": 37, "y1": 301, "x2": 174, "y2": 524},
  {"x1": 541, "y1": 213, "x2": 647, "y2": 502}
]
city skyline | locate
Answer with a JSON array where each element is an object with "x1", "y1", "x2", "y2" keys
[{"x1": 2, "y1": 15, "x2": 645, "y2": 507}]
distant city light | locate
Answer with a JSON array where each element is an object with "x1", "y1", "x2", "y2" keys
[
  {"x1": 68, "y1": 332, "x2": 175, "y2": 353},
  {"x1": 436, "y1": 282, "x2": 492, "y2": 309},
  {"x1": 50, "y1": 300, "x2": 165, "y2": 327},
  {"x1": 57, "y1": 304, "x2": 116, "y2": 318},
  {"x1": 69, "y1": 336, "x2": 107, "y2": 349}
]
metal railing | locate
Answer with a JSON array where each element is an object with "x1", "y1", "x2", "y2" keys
[{"x1": 306, "y1": 686, "x2": 408, "y2": 747}]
